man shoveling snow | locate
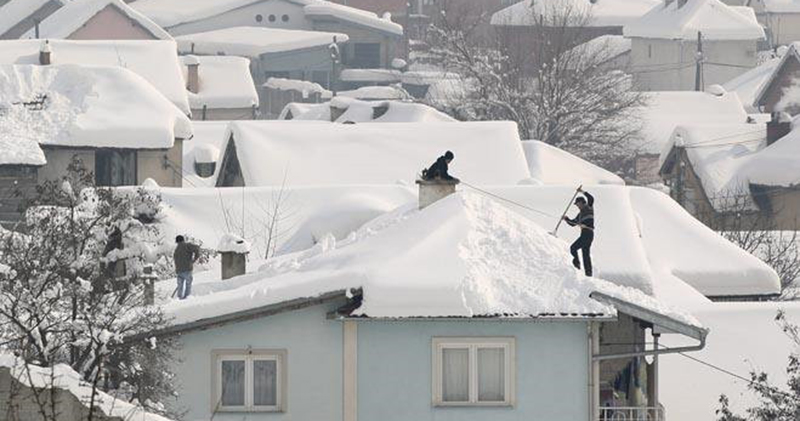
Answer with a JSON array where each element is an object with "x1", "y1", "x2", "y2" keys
[{"x1": 563, "y1": 188, "x2": 595, "y2": 276}]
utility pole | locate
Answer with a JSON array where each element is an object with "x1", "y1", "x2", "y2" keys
[{"x1": 694, "y1": 31, "x2": 703, "y2": 92}]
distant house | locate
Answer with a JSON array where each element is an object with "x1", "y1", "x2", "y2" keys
[
  {"x1": 0, "y1": 64, "x2": 192, "y2": 226},
  {"x1": 214, "y1": 121, "x2": 530, "y2": 187},
  {"x1": 659, "y1": 112, "x2": 800, "y2": 230},
  {"x1": 0, "y1": 39, "x2": 192, "y2": 116},
  {"x1": 624, "y1": 0, "x2": 765, "y2": 91},
  {"x1": 148, "y1": 188, "x2": 709, "y2": 421},
  {"x1": 19, "y1": 0, "x2": 172, "y2": 40},
  {"x1": 181, "y1": 55, "x2": 259, "y2": 120},
  {"x1": 746, "y1": 0, "x2": 800, "y2": 46},
  {"x1": 635, "y1": 89, "x2": 750, "y2": 184},
  {"x1": 279, "y1": 97, "x2": 456, "y2": 122},
  {"x1": 131, "y1": 0, "x2": 403, "y2": 69},
  {"x1": 0, "y1": 0, "x2": 66, "y2": 40},
  {"x1": 750, "y1": 42, "x2": 800, "y2": 115}
]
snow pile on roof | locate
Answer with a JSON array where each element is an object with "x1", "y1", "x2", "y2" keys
[
  {"x1": 164, "y1": 191, "x2": 699, "y2": 325},
  {"x1": 194, "y1": 143, "x2": 220, "y2": 164},
  {"x1": 181, "y1": 55, "x2": 258, "y2": 110},
  {"x1": 0, "y1": 353, "x2": 172, "y2": 421},
  {"x1": 723, "y1": 56, "x2": 782, "y2": 111},
  {"x1": 742, "y1": 121, "x2": 800, "y2": 187},
  {"x1": 638, "y1": 91, "x2": 749, "y2": 153},
  {"x1": 0, "y1": 0, "x2": 61, "y2": 37},
  {"x1": 182, "y1": 121, "x2": 227, "y2": 187},
  {"x1": 340, "y1": 68, "x2": 401, "y2": 83},
  {"x1": 223, "y1": 120, "x2": 529, "y2": 186},
  {"x1": 280, "y1": 97, "x2": 456, "y2": 123},
  {"x1": 339, "y1": 85, "x2": 410, "y2": 100},
  {"x1": 0, "y1": 39, "x2": 190, "y2": 115},
  {"x1": 521, "y1": 140, "x2": 625, "y2": 186},
  {"x1": 217, "y1": 232, "x2": 251, "y2": 253},
  {"x1": 21, "y1": 0, "x2": 172, "y2": 40},
  {"x1": 264, "y1": 77, "x2": 332, "y2": 99},
  {"x1": 491, "y1": 0, "x2": 659, "y2": 27},
  {"x1": 303, "y1": 1, "x2": 402, "y2": 35},
  {"x1": 624, "y1": 0, "x2": 765, "y2": 40},
  {"x1": 175, "y1": 27, "x2": 347, "y2": 58},
  {"x1": 0, "y1": 64, "x2": 191, "y2": 165}
]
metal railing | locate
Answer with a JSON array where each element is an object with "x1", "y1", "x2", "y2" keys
[{"x1": 599, "y1": 406, "x2": 665, "y2": 421}]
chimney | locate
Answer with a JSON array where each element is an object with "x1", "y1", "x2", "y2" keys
[
  {"x1": 185, "y1": 55, "x2": 200, "y2": 94},
  {"x1": 767, "y1": 111, "x2": 792, "y2": 146},
  {"x1": 218, "y1": 233, "x2": 250, "y2": 280},
  {"x1": 39, "y1": 40, "x2": 51, "y2": 65},
  {"x1": 416, "y1": 178, "x2": 460, "y2": 209}
]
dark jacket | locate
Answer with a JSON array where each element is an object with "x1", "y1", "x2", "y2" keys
[
  {"x1": 566, "y1": 192, "x2": 594, "y2": 230},
  {"x1": 423, "y1": 156, "x2": 454, "y2": 181},
  {"x1": 174, "y1": 242, "x2": 200, "y2": 273}
]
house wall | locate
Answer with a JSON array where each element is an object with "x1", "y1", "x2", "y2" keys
[
  {"x1": 759, "y1": 54, "x2": 800, "y2": 115},
  {"x1": 757, "y1": 185, "x2": 800, "y2": 230},
  {"x1": 67, "y1": 4, "x2": 158, "y2": 40},
  {"x1": 356, "y1": 319, "x2": 590, "y2": 421},
  {"x1": 0, "y1": 0, "x2": 62, "y2": 39},
  {"x1": 38, "y1": 148, "x2": 96, "y2": 184},
  {"x1": 170, "y1": 301, "x2": 346, "y2": 421},
  {"x1": 166, "y1": 0, "x2": 310, "y2": 36},
  {"x1": 757, "y1": 12, "x2": 800, "y2": 46},
  {"x1": 630, "y1": 38, "x2": 759, "y2": 91},
  {"x1": 192, "y1": 106, "x2": 258, "y2": 121},
  {"x1": 311, "y1": 20, "x2": 398, "y2": 68}
]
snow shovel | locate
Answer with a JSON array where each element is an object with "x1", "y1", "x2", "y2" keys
[{"x1": 551, "y1": 185, "x2": 582, "y2": 236}]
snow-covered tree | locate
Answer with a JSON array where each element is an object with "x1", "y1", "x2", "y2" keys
[
  {"x1": 423, "y1": 3, "x2": 645, "y2": 174},
  {"x1": 0, "y1": 158, "x2": 177, "y2": 418}
]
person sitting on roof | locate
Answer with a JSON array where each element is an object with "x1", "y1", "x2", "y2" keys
[
  {"x1": 422, "y1": 151, "x2": 459, "y2": 182},
  {"x1": 563, "y1": 188, "x2": 595, "y2": 277}
]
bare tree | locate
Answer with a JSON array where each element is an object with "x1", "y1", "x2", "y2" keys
[{"x1": 422, "y1": 3, "x2": 645, "y2": 174}]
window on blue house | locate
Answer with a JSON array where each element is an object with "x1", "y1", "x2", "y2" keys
[
  {"x1": 432, "y1": 338, "x2": 515, "y2": 406},
  {"x1": 213, "y1": 350, "x2": 286, "y2": 412}
]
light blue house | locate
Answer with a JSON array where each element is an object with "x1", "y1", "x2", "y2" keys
[{"x1": 155, "y1": 189, "x2": 707, "y2": 421}]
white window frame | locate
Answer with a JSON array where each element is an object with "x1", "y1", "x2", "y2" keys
[
  {"x1": 432, "y1": 337, "x2": 516, "y2": 407},
  {"x1": 211, "y1": 349, "x2": 287, "y2": 413}
]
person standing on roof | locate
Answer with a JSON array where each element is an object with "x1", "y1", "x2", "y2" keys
[
  {"x1": 563, "y1": 188, "x2": 595, "y2": 276},
  {"x1": 422, "y1": 151, "x2": 459, "y2": 182},
  {"x1": 174, "y1": 235, "x2": 201, "y2": 300}
]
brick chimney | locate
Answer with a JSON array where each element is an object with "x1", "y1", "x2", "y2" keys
[
  {"x1": 185, "y1": 55, "x2": 200, "y2": 94},
  {"x1": 218, "y1": 233, "x2": 249, "y2": 280},
  {"x1": 39, "y1": 40, "x2": 51, "y2": 65},
  {"x1": 416, "y1": 178, "x2": 460, "y2": 209},
  {"x1": 767, "y1": 111, "x2": 792, "y2": 146}
]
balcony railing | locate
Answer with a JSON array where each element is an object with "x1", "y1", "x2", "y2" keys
[{"x1": 599, "y1": 406, "x2": 665, "y2": 421}]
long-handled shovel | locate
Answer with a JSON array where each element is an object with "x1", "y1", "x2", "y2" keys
[{"x1": 551, "y1": 185, "x2": 582, "y2": 236}]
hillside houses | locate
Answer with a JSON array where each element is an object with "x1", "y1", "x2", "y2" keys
[{"x1": 624, "y1": 0, "x2": 765, "y2": 91}]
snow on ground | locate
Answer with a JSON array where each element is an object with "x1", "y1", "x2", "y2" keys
[
  {"x1": 181, "y1": 55, "x2": 258, "y2": 110},
  {"x1": 521, "y1": 140, "x2": 625, "y2": 186},
  {"x1": 0, "y1": 64, "x2": 191, "y2": 165},
  {"x1": 0, "y1": 39, "x2": 191, "y2": 115},
  {"x1": 491, "y1": 0, "x2": 659, "y2": 27},
  {"x1": 280, "y1": 97, "x2": 456, "y2": 123},
  {"x1": 623, "y1": 0, "x2": 765, "y2": 41},
  {"x1": 222, "y1": 120, "x2": 530, "y2": 186},
  {"x1": 0, "y1": 353, "x2": 172, "y2": 421},
  {"x1": 181, "y1": 121, "x2": 227, "y2": 188},
  {"x1": 175, "y1": 26, "x2": 348, "y2": 57}
]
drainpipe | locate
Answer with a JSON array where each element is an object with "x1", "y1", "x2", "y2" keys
[
  {"x1": 653, "y1": 333, "x2": 660, "y2": 409},
  {"x1": 587, "y1": 322, "x2": 600, "y2": 421},
  {"x1": 592, "y1": 332, "x2": 706, "y2": 361}
]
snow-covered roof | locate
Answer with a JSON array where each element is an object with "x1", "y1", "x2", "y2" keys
[
  {"x1": 162, "y1": 191, "x2": 701, "y2": 327},
  {"x1": 279, "y1": 97, "x2": 456, "y2": 123},
  {"x1": 491, "y1": 0, "x2": 659, "y2": 27},
  {"x1": 131, "y1": 0, "x2": 402, "y2": 36},
  {"x1": 0, "y1": 64, "x2": 192, "y2": 166},
  {"x1": 623, "y1": 0, "x2": 765, "y2": 41},
  {"x1": 263, "y1": 77, "x2": 332, "y2": 99},
  {"x1": 340, "y1": 68, "x2": 401, "y2": 83},
  {"x1": 181, "y1": 55, "x2": 258, "y2": 110},
  {"x1": 0, "y1": 39, "x2": 191, "y2": 115},
  {"x1": 0, "y1": 353, "x2": 172, "y2": 421},
  {"x1": 753, "y1": 43, "x2": 800, "y2": 111},
  {"x1": 338, "y1": 85, "x2": 410, "y2": 100},
  {"x1": 175, "y1": 26, "x2": 347, "y2": 58},
  {"x1": 0, "y1": 0, "x2": 64, "y2": 38},
  {"x1": 723, "y1": 56, "x2": 782, "y2": 112},
  {"x1": 569, "y1": 34, "x2": 632, "y2": 63},
  {"x1": 638, "y1": 90, "x2": 749, "y2": 153},
  {"x1": 20, "y1": 0, "x2": 172, "y2": 40},
  {"x1": 182, "y1": 121, "x2": 228, "y2": 187},
  {"x1": 521, "y1": 140, "x2": 625, "y2": 186},
  {"x1": 222, "y1": 120, "x2": 530, "y2": 186},
  {"x1": 742, "y1": 120, "x2": 800, "y2": 187}
]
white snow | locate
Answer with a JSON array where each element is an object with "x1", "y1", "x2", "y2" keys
[
  {"x1": 0, "y1": 64, "x2": 191, "y2": 165},
  {"x1": 521, "y1": 140, "x2": 625, "y2": 186},
  {"x1": 303, "y1": 1, "x2": 402, "y2": 35},
  {"x1": 181, "y1": 55, "x2": 258, "y2": 110},
  {"x1": 0, "y1": 353, "x2": 172, "y2": 421},
  {"x1": 569, "y1": 34, "x2": 631, "y2": 63},
  {"x1": 264, "y1": 77, "x2": 332, "y2": 99},
  {"x1": 338, "y1": 85, "x2": 410, "y2": 100},
  {"x1": 723, "y1": 56, "x2": 782, "y2": 112},
  {"x1": 624, "y1": 0, "x2": 765, "y2": 41},
  {"x1": 162, "y1": 191, "x2": 699, "y2": 326},
  {"x1": 340, "y1": 68, "x2": 401, "y2": 83},
  {"x1": 280, "y1": 97, "x2": 456, "y2": 123},
  {"x1": 222, "y1": 120, "x2": 530, "y2": 186},
  {"x1": 181, "y1": 121, "x2": 228, "y2": 187},
  {"x1": 20, "y1": 0, "x2": 172, "y2": 40},
  {"x1": 217, "y1": 232, "x2": 251, "y2": 254},
  {"x1": 0, "y1": 0, "x2": 58, "y2": 37},
  {"x1": 638, "y1": 91, "x2": 749, "y2": 154},
  {"x1": 0, "y1": 39, "x2": 191, "y2": 115},
  {"x1": 491, "y1": 0, "x2": 660, "y2": 27},
  {"x1": 175, "y1": 26, "x2": 348, "y2": 58}
]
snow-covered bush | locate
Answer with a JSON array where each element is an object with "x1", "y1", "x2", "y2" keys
[{"x1": 0, "y1": 158, "x2": 177, "y2": 418}]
